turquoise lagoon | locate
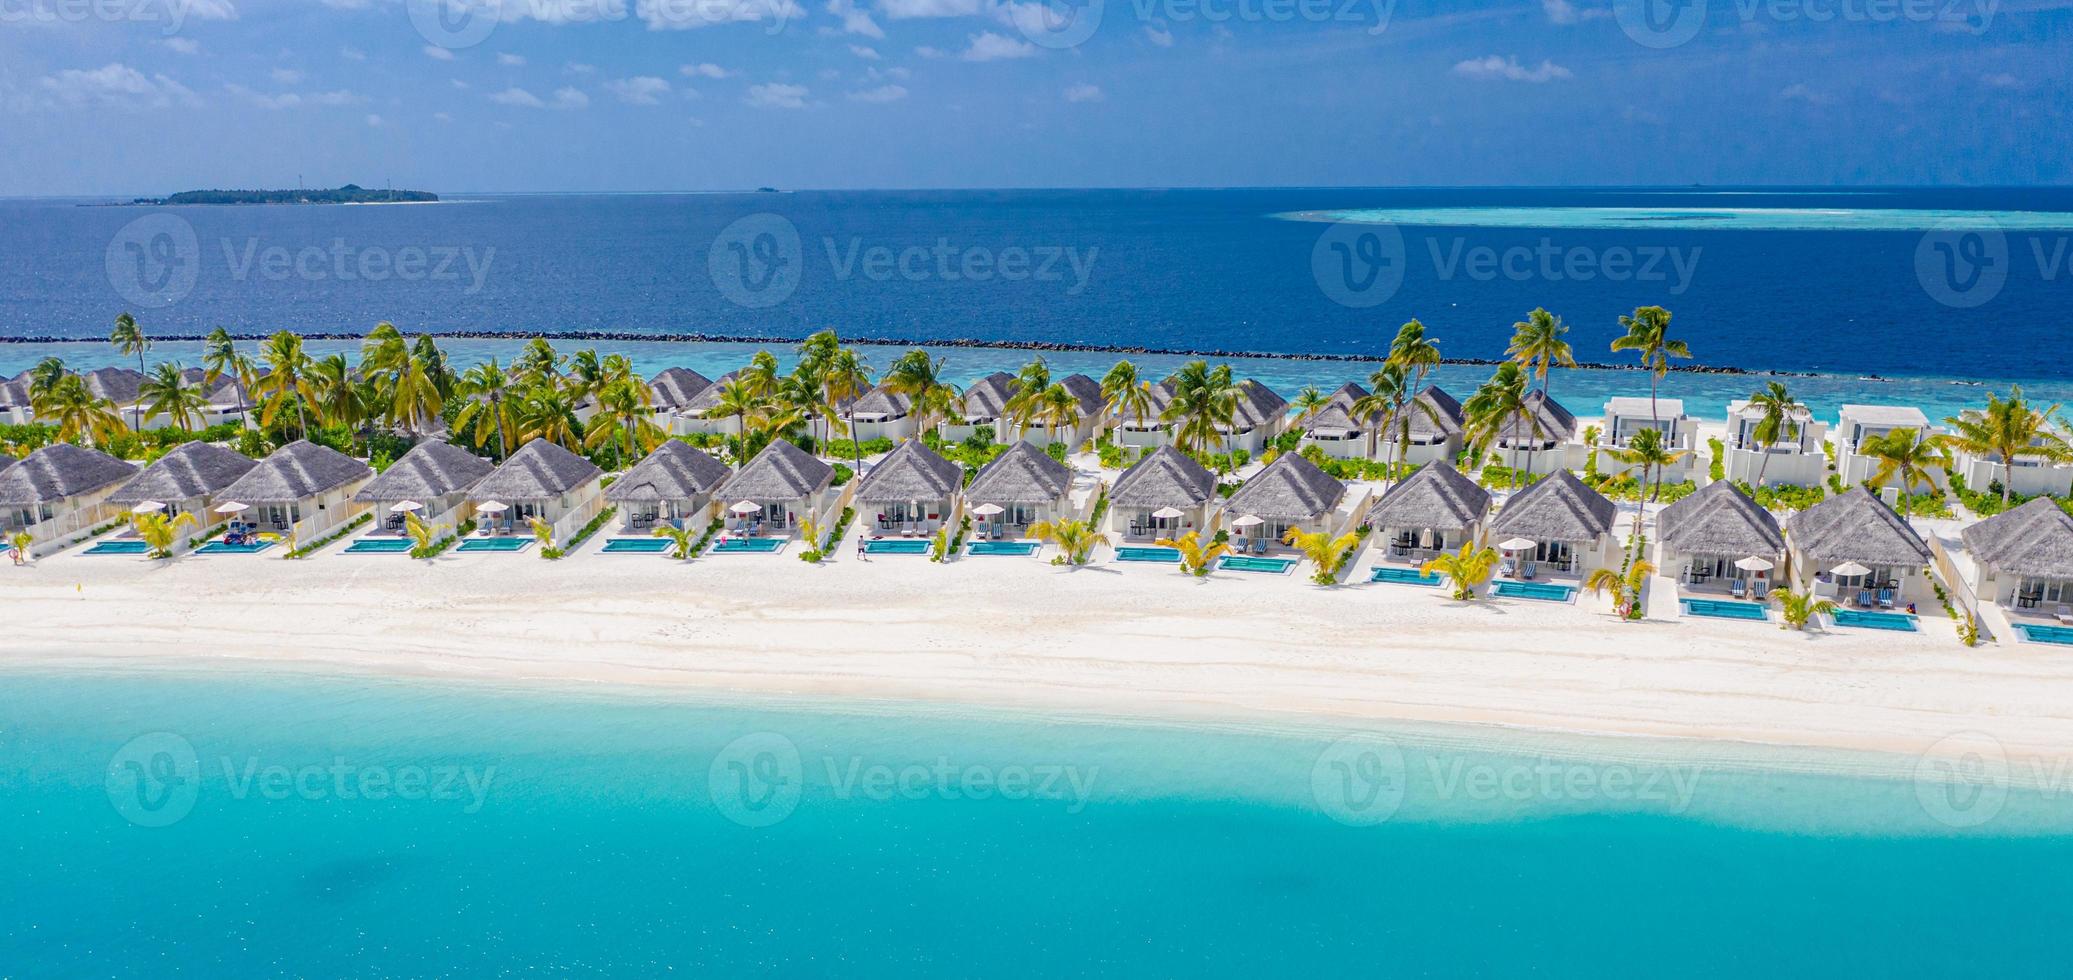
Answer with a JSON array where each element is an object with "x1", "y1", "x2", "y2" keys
[{"x1": 5, "y1": 668, "x2": 2073, "y2": 976}]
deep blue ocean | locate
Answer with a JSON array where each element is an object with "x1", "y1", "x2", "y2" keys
[
  {"x1": 5, "y1": 669, "x2": 2072, "y2": 977},
  {"x1": 3, "y1": 187, "x2": 2070, "y2": 382}
]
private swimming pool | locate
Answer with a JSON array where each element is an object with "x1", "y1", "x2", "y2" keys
[
  {"x1": 457, "y1": 537, "x2": 533, "y2": 553},
  {"x1": 1114, "y1": 546, "x2": 1181, "y2": 563},
  {"x1": 82, "y1": 539, "x2": 151, "y2": 556},
  {"x1": 966, "y1": 541, "x2": 1039, "y2": 556},
  {"x1": 864, "y1": 538, "x2": 932, "y2": 555},
  {"x1": 1829, "y1": 608, "x2": 1919, "y2": 632},
  {"x1": 2015, "y1": 623, "x2": 2073, "y2": 645},
  {"x1": 194, "y1": 540, "x2": 274, "y2": 555},
  {"x1": 711, "y1": 537, "x2": 786, "y2": 554},
  {"x1": 1492, "y1": 580, "x2": 1575, "y2": 602},
  {"x1": 1683, "y1": 598, "x2": 1768, "y2": 621},
  {"x1": 1219, "y1": 555, "x2": 1295, "y2": 574},
  {"x1": 1370, "y1": 566, "x2": 1440, "y2": 586},
  {"x1": 601, "y1": 538, "x2": 674, "y2": 555},
  {"x1": 343, "y1": 538, "x2": 415, "y2": 555}
]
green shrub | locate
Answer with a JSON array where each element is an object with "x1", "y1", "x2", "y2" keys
[{"x1": 830, "y1": 463, "x2": 854, "y2": 486}]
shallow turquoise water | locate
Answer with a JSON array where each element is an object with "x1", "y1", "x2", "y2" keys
[
  {"x1": 1114, "y1": 546, "x2": 1182, "y2": 563},
  {"x1": 1683, "y1": 598, "x2": 1770, "y2": 621},
  {"x1": 1831, "y1": 609, "x2": 1921, "y2": 632},
  {"x1": 342, "y1": 538, "x2": 414, "y2": 554},
  {"x1": 1293, "y1": 206, "x2": 2073, "y2": 232},
  {"x1": 4, "y1": 669, "x2": 2073, "y2": 975},
  {"x1": 1370, "y1": 566, "x2": 1441, "y2": 586},
  {"x1": 1493, "y1": 580, "x2": 1577, "y2": 602}
]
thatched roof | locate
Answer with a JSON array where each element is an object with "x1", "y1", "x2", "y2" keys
[
  {"x1": 1056, "y1": 374, "x2": 1105, "y2": 415},
  {"x1": 1519, "y1": 390, "x2": 1579, "y2": 441},
  {"x1": 0, "y1": 443, "x2": 137, "y2": 506},
  {"x1": 965, "y1": 441, "x2": 1073, "y2": 505},
  {"x1": 1655, "y1": 480, "x2": 1784, "y2": 558},
  {"x1": 681, "y1": 371, "x2": 741, "y2": 416},
  {"x1": 1109, "y1": 445, "x2": 1216, "y2": 509},
  {"x1": 1377, "y1": 385, "x2": 1465, "y2": 441},
  {"x1": 648, "y1": 368, "x2": 713, "y2": 410},
  {"x1": 958, "y1": 372, "x2": 1019, "y2": 421},
  {"x1": 1785, "y1": 486, "x2": 1930, "y2": 567},
  {"x1": 717, "y1": 439, "x2": 833, "y2": 503},
  {"x1": 1488, "y1": 469, "x2": 1616, "y2": 542},
  {"x1": 1224, "y1": 452, "x2": 1344, "y2": 520},
  {"x1": 0, "y1": 375, "x2": 28, "y2": 408},
  {"x1": 1369, "y1": 462, "x2": 1490, "y2": 532},
  {"x1": 855, "y1": 440, "x2": 961, "y2": 503},
  {"x1": 217, "y1": 439, "x2": 371, "y2": 503},
  {"x1": 108, "y1": 442, "x2": 258, "y2": 505},
  {"x1": 606, "y1": 441, "x2": 731, "y2": 503},
  {"x1": 1303, "y1": 382, "x2": 1373, "y2": 437},
  {"x1": 845, "y1": 384, "x2": 912, "y2": 420},
  {"x1": 82, "y1": 367, "x2": 144, "y2": 405},
  {"x1": 1961, "y1": 497, "x2": 2073, "y2": 579},
  {"x1": 472, "y1": 440, "x2": 603, "y2": 500},
  {"x1": 356, "y1": 441, "x2": 494, "y2": 502},
  {"x1": 1229, "y1": 381, "x2": 1289, "y2": 430}
]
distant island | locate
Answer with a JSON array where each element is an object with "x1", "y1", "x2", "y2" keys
[{"x1": 130, "y1": 184, "x2": 438, "y2": 205}]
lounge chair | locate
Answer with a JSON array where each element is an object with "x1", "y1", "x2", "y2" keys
[
  {"x1": 1753, "y1": 579, "x2": 1770, "y2": 600},
  {"x1": 1855, "y1": 590, "x2": 1874, "y2": 608},
  {"x1": 1877, "y1": 589, "x2": 1896, "y2": 609},
  {"x1": 1499, "y1": 559, "x2": 1516, "y2": 579},
  {"x1": 1522, "y1": 561, "x2": 1538, "y2": 580},
  {"x1": 1730, "y1": 579, "x2": 1747, "y2": 599},
  {"x1": 2056, "y1": 606, "x2": 2073, "y2": 626}
]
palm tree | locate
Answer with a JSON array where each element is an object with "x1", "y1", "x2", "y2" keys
[
  {"x1": 1162, "y1": 360, "x2": 1239, "y2": 457},
  {"x1": 452, "y1": 358, "x2": 519, "y2": 459},
  {"x1": 821, "y1": 347, "x2": 874, "y2": 464},
  {"x1": 1507, "y1": 308, "x2": 1575, "y2": 397},
  {"x1": 1610, "y1": 305, "x2": 1691, "y2": 427},
  {"x1": 1290, "y1": 386, "x2": 1328, "y2": 427},
  {"x1": 1100, "y1": 360, "x2": 1155, "y2": 431},
  {"x1": 1281, "y1": 527, "x2": 1362, "y2": 585},
  {"x1": 1040, "y1": 384, "x2": 1083, "y2": 448},
  {"x1": 1029, "y1": 517, "x2": 1107, "y2": 565},
  {"x1": 202, "y1": 328, "x2": 255, "y2": 431},
  {"x1": 1420, "y1": 542, "x2": 1499, "y2": 601},
  {"x1": 583, "y1": 377, "x2": 666, "y2": 462},
  {"x1": 7, "y1": 529, "x2": 33, "y2": 565},
  {"x1": 707, "y1": 378, "x2": 768, "y2": 446},
  {"x1": 1005, "y1": 357, "x2": 1054, "y2": 438},
  {"x1": 130, "y1": 510, "x2": 199, "y2": 559},
  {"x1": 1387, "y1": 318, "x2": 1442, "y2": 393},
  {"x1": 1862, "y1": 427, "x2": 1951, "y2": 527},
  {"x1": 741, "y1": 350, "x2": 783, "y2": 400},
  {"x1": 1462, "y1": 362, "x2": 1539, "y2": 491},
  {"x1": 1605, "y1": 424, "x2": 1689, "y2": 510},
  {"x1": 1155, "y1": 528, "x2": 1228, "y2": 576},
  {"x1": 527, "y1": 517, "x2": 557, "y2": 554},
  {"x1": 516, "y1": 384, "x2": 585, "y2": 452},
  {"x1": 256, "y1": 330, "x2": 316, "y2": 441},
  {"x1": 1772, "y1": 588, "x2": 1837, "y2": 632},
  {"x1": 651, "y1": 522, "x2": 702, "y2": 559},
  {"x1": 109, "y1": 311, "x2": 150, "y2": 429},
  {"x1": 1354, "y1": 361, "x2": 1441, "y2": 486},
  {"x1": 359, "y1": 322, "x2": 408, "y2": 381},
  {"x1": 1746, "y1": 381, "x2": 1803, "y2": 486},
  {"x1": 1584, "y1": 557, "x2": 1657, "y2": 620},
  {"x1": 1943, "y1": 386, "x2": 2071, "y2": 507},
  {"x1": 306, "y1": 353, "x2": 369, "y2": 433},
  {"x1": 512, "y1": 337, "x2": 564, "y2": 385},
  {"x1": 37, "y1": 375, "x2": 125, "y2": 448},
  {"x1": 27, "y1": 356, "x2": 68, "y2": 406},
  {"x1": 403, "y1": 512, "x2": 448, "y2": 559},
  {"x1": 138, "y1": 362, "x2": 207, "y2": 432},
  {"x1": 883, "y1": 349, "x2": 959, "y2": 440}
]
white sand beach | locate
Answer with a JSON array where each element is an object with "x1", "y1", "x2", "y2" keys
[{"x1": 10, "y1": 515, "x2": 2073, "y2": 776}]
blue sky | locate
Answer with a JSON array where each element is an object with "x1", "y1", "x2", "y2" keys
[{"x1": 0, "y1": 0, "x2": 2064, "y2": 194}]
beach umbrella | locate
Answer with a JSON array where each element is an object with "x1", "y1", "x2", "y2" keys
[
  {"x1": 1151, "y1": 506, "x2": 1184, "y2": 520},
  {"x1": 1497, "y1": 537, "x2": 1537, "y2": 552},
  {"x1": 131, "y1": 501, "x2": 166, "y2": 515},
  {"x1": 729, "y1": 500, "x2": 761, "y2": 515},
  {"x1": 971, "y1": 503, "x2": 1005, "y2": 516},
  {"x1": 477, "y1": 501, "x2": 509, "y2": 513},
  {"x1": 214, "y1": 501, "x2": 250, "y2": 515},
  {"x1": 1831, "y1": 561, "x2": 1872, "y2": 577},
  {"x1": 1734, "y1": 556, "x2": 1775, "y2": 572},
  {"x1": 391, "y1": 500, "x2": 424, "y2": 513},
  {"x1": 1231, "y1": 514, "x2": 1264, "y2": 527}
]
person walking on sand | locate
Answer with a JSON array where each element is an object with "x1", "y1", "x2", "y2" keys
[{"x1": 857, "y1": 536, "x2": 868, "y2": 562}]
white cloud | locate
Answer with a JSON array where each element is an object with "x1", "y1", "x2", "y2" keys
[
  {"x1": 434, "y1": 111, "x2": 453, "y2": 122},
  {"x1": 1982, "y1": 72, "x2": 2020, "y2": 89},
  {"x1": 270, "y1": 68, "x2": 305, "y2": 85},
  {"x1": 605, "y1": 76, "x2": 672, "y2": 104},
  {"x1": 1143, "y1": 22, "x2": 1173, "y2": 47},
  {"x1": 828, "y1": 0, "x2": 884, "y2": 36},
  {"x1": 867, "y1": 65, "x2": 910, "y2": 80},
  {"x1": 227, "y1": 85, "x2": 366, "y2": 109},
  {"x1": 341, "y1": 47, "x2": 366, "y2": 61},
  {"x1": 366, "y1": 113, "x2": 383, "y2": 126},
  {"x1": 847, "y1": 83, "x2": 907, "y2": 102},
  {"x1": 452, "y1": 79, "x2": 471, "y2": 89},
  {"x1": 423, "y1": 45, "x2": 456, "y2": 61},
  {"x1": 850, "y1": 44, "x2": 880, "y2": 59},
  {"x1": 682, "y1": 63, "x2": 734, "y2": 78},
  {"x1": 1450, "y1": 55, "x2": 1572, "y2": 83},
  {"x1": 492, "y1": 86, "x2": 588, "y2": 109},
  {"x1": 1779, "y1": 82, "x2": 1833, "y2": 106},
  {"x1": 960, "y1": 31, "x2": 1036, "y2": 61},
  {"x1": 552, "y1": 86, "x2": 590, "y2": 108},
  {"x1": 637, "y1": 0, "x2": 804, "y2": 30},
  {"x1": 878, "y1": 0, "x2": 981, "y2": 16},
  {"x1": 159, "y1": 38, "x2": 200, "y2": 55},
  {"x1": 746, "y1": 82, "x2": 809, "y2": 109},
  {"x1": 1541, "y1": 0, "x2": 1606, "y2": 24},
  {"x1": 565, "y1": 62, "x2": 596, "y2": 74},
  {"x1": 1064, "y1": 82, "x2": 1102, "y2": 103},
  {"x1": 34, "y1": 64, "x2": 198, "y2": 110},
  {"x1": 915, "y1": 46, "x2": 948, "y2": 58},
  {"x1": 498, "y1": 53, "x2": 527, "y2": 66}
]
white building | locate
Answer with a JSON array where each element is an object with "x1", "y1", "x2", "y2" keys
[{"x1": 1722, "y1": 398, "x2": 1829, "y2": 487}]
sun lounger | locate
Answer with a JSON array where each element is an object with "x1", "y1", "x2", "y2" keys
[
  {"x1": 1753, "y1": 579, "x2": 1770, "y2": 600},
  {"x1": 1877, "y1": 589, "x2": 1896, "y2": 609},
  {"x1": 1522, "y1": 561, "x2": 1537, "y2": 580},
  {"x1": 1499, "y1": 559, "x2": 1516, "y2": 579},
  {"x1": 1855, "y1": 590, "x2": 1874, "y2": 607},
  {"x1": 2056, "y1": 606, "x2": 2073, "y2": 626},
  {"x1": 1730, "y1": 579, "x2": 1747, "y2": 599}
]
